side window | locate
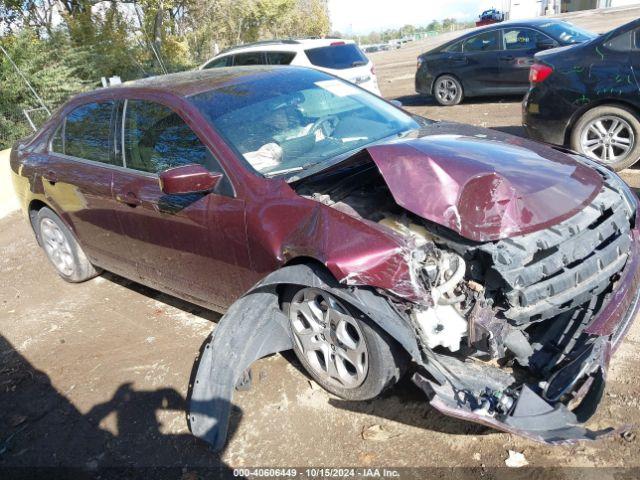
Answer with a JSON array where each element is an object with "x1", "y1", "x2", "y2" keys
[
  {"x1": 123, "y1": 100, "x2": 233, "y2": 194},
  {"x1": 503, "y1": 28, "x2": 547, "y2": 50},
  {"x1": 232, "y1": 52, "x2": 264, "y2": 66},
  {"x1": 265, "y1": 51, "x2": 296, "y2": 65},
  {"x1": 462, "y1": 31, "x2": 499, "y2": 52},
  {"x1": 444, "y1": 42, "x2": 462, "y2": 53},
  {"x1": 63, "y1": 101, "x2": 115, "y2": 164},
  {"x1": 603, "y1": 30, "x2": 632, "y2": 52},
  {"x1": 203, "y1": 56, "x2": 231, "y2": 69},
  {"x1": 635, "y1": 29, "x2": 640, "y2": 50}
]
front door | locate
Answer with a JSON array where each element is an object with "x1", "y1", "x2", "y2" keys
[{"x1": 110, "y1": 98, "x2": 248, "y2": 309}]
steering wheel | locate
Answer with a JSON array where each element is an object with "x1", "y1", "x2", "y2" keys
[{"x1": 310, "y1": 115, "x2": 339, "y2": 138}]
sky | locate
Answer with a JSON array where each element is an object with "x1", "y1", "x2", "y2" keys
[{"x1": 328, "y1": 0, "x2": 510, "y2": 34}]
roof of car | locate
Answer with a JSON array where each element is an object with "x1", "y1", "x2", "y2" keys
[
  {"x1": 104, "y1": 66, "x2": 301, "y2": 98},
  {"x1": 197, "y1": 38, "x2": 357, "y2": 68},
  {"x1": 429, "y1": 18, "x2": 577, "y2": 51}
]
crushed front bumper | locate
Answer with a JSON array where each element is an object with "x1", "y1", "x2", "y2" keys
[{"x1": 413, "y1": 222, "x2": 640, "y2": 444}]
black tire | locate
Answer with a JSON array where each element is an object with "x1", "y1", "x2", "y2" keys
[
  {"x1": 281, "y1": 285, "x2": 405, "y2": 401},
  {"x1": 433, "y1": 74, "x2": 464, "y2": 106},
  {"x1": 570, "y1": 105, "x2": 640, "y2": 171},
  {"x1": 34, "y1": 207, "x2": 100, "y2": 282}
]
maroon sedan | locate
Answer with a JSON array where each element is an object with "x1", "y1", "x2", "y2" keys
[{"x1": 10, "y1": 67, "x2": 640, "y2": 449}]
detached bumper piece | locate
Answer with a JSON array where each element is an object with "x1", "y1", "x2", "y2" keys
[{"x1": 413, "y1": 338, "x2": 614, "y2": 444}]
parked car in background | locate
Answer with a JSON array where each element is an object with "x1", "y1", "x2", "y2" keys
[
  {"x1": 476, "y1": 8, "x2": 504, "y2": 27},
  {"x1": 199, "y1": 38, "x2": 381, "y2": 95},
  {"x1": 523, "y1": 18, "x2": 640, "y2": 171},
  {"x1": 416, "y1": 19, "x2": 595, "y2": 106},
  {"x1": 10, "y1": 66, "x2": 640, "y2": 450}
]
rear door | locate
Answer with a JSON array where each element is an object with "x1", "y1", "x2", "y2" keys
[
  {"x1": 45, "y1": 100, "x2": 126, "y2": 272},
  {"x1": 498, "y1": 27, "x2": 555, "y2": 91},
  {"x1": 110, "y1": 98, "x2": 246, "y2": 309},
  {"x1": 458, "y1": 30, "x2": 501, "y2": 94}
]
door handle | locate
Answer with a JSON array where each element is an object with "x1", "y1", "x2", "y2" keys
[
  {"x1": 116, "y1": 192, "x2": 142, "y2": 207},
  {"x1": 44, "y1": 170, "x2": 57, "y2": 184},
  {"x1": 500, "y1": 55, "x2": 515, "y2": 62}
]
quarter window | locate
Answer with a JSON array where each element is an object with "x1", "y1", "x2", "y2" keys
[
  {"x1": 462, "y1": 31, "x2": 499, "y2": 52},
  {"x1": 56, "y1": 101, "x2": 115, "y2": 164}
]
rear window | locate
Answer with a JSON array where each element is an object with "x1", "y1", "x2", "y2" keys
[{"x1": 304, "y1": 44, "x2": 368, "y2": 70}]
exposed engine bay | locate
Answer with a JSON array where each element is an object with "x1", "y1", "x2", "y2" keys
[{"x1": 294, "y1": 154, "x2": 637, "y2": 436}]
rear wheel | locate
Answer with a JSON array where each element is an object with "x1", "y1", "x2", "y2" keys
[
  {"x1": 282, "y1": 286, "x2": 405, "y2": 401},
  {"x1": 35, "y1": 207, "x2": 100, "y2": 282},
  {"x1": 571, "y1": 105, "x2": 640, "y2": 171},
  {"x1": 433, "y1": 75, "x2": 464, "y2": 106}
]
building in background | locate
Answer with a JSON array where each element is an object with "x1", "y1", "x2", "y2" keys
[{"x1": 505, "y1": 0, "x2": 639, "y2": 19}]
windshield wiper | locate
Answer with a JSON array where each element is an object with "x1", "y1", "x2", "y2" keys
[
  {"x1": 352, "y1": 60, "x2": 367, "y2": 67},
  {"x1": 263, "y1": 166, "x2": 304, "y2": 177}
]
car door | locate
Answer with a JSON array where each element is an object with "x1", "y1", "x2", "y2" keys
[
  {"x1": 458, "y1": 30, "x2": 501, "y2": 94},
  {"x1": 498, "y1": 27, "x2": 556, "y2": 91},
  {"x1": 110, "y1": 98, "x2": 247, "y2": 309},
  {"x1": 45, "y1": 100, "x2": 127, "y2": 273}
]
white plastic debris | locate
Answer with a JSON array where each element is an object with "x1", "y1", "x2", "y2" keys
[{"x1": 505, "y1": 450, "x2": 529, "y2": 468}]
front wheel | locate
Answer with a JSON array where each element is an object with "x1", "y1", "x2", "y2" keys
[
  {"x1": 571, "y1": 105, "x2": 640, "y2": 171},
  {"x1": 282, "y1": 286, "x2": 405, "y2": 401},
  {"x1": 35, "y1": 207, "x2": 100, "y2": 282},
  {"x1": 433, "y1": 75, "x2": 464, "y2": 106}
]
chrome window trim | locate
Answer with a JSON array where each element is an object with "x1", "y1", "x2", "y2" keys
[
  {"x1": 49, "y1": 152, "x2": 158, "y2": 179},
  {"x1": 122, "y1": 99, "x2": 128, "y2": 168}
]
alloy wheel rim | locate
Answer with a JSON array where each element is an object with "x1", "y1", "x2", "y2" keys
[
  {"x1": 40, "y1": 218, "x2": 74, "y2": 276},
  {"x1": 580, "y1": 115, "x2": 634, "y2": 164},
  {"x1": 289, "y1": 288, "x2": 368, "y2": 389},
  {"x1": 436, "y1": 78, "x2": 458, "y2": 103}
]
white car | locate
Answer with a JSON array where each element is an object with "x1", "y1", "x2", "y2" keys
[{"x1": 199, "y1": 39, "x2": 381, "y2": 95}]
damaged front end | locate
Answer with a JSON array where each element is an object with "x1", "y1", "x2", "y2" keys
[
  {"x1": 337, "y1": 160, "x2": 639, "y2": 444},
  {"x1": 190, "y1": 132, "x2": 640, "y2": 450}
]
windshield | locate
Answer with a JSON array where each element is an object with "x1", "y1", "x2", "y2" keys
[
  {"x1": 537, "y1": 21, "x2": 596, "y2": 44},
  {"x1": 190, "y1": 68, "x2": 419, "y2": 177}
]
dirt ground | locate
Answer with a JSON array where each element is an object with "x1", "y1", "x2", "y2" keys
[{"x1": 2, "y1": 5, "x2": 640, "y2": 477}]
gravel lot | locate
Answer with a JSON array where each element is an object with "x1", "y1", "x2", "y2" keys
[{"x1": 1, "y1": 5, "x2": 640, "y2": 476}]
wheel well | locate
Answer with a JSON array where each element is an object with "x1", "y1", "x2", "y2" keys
[
  {"x1": 277, "y1": 257, "x2": 337, "y2": 305},
  {"x1": 27, "y1": 200, "x2": 49, "y2": 231},
  {"x1": 565, "y1": 100, "x2": 640, "y2": 145}
]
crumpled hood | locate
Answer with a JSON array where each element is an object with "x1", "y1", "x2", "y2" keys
[{"x1": 366, "y1": 125, "x2": 603, "y2": 242}]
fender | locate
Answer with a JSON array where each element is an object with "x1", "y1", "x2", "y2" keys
[{"x1": 188, "y1": 263, "x2": 421, "y2": 451}]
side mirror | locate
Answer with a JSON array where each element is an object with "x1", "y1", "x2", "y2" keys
[
  {"x1": 536, "y1": 39, "x2": 557, "y2": 50},
  {"x1": 159, "y1": 164, "x2": 222, "y2": 195},
  {"x1": 389, "y1": 99, "x2": 403, "y2": 108}
]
